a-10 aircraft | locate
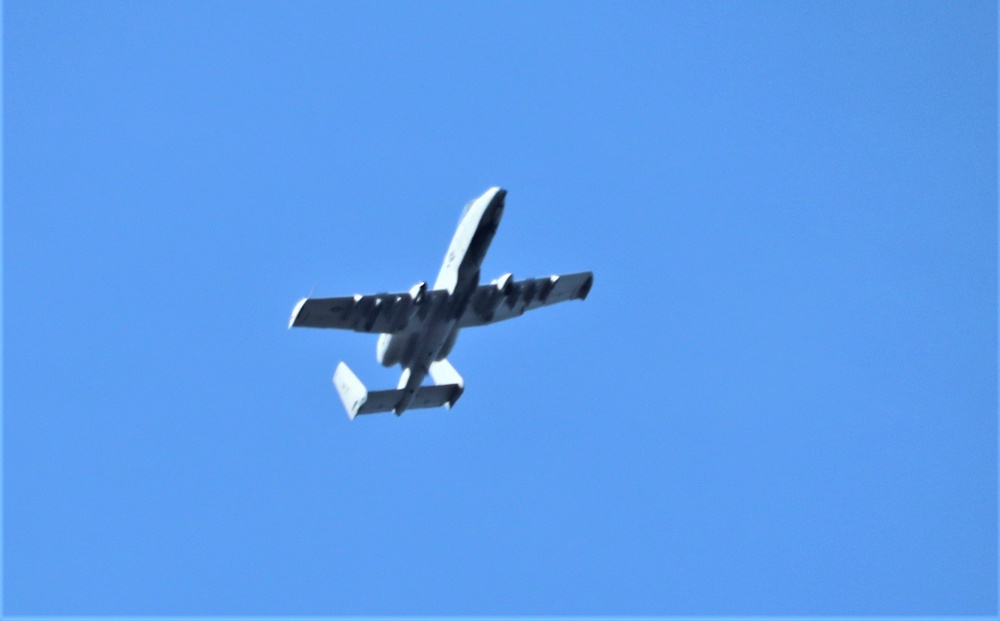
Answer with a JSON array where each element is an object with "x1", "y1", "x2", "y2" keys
[{"x1": 289, "y1": 187, "x2": 593, "y2": 419}]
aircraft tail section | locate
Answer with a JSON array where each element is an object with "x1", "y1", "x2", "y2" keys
[
  {"x1": 333, "y1": 362, "x2": 463, "y2": 419},
  {"x1": 428, "y1": 359, "x2": 464, "y2": 406}
]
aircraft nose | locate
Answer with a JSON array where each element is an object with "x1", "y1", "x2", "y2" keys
[
  {"x1": 490, "y1": 189, "x2": 506, "y2": 220},
  {"x1": 491, "y1": 188, "x2": 507, "y2": 211}
]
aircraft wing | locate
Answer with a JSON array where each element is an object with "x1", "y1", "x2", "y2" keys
[
  {"x1": 458, "y1": 271, "x2": 594, "y2": 328},
  {"x1": 289, "y1": 289, "x2": 446, "y2": 333}
]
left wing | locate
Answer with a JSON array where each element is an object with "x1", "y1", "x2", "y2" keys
[
  {"x1": 289, "y1": 290, "x2": 446, "y2": 333},
  {"x1": 458, "y1": 271, "x2": 593, "y2": 328}
]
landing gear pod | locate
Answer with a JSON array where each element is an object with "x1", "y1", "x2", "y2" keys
[{"x1": 409, "y1": 281, "x2": 427, "y2": 304}]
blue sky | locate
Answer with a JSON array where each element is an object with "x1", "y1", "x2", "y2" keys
[{"x1": 3, "y1": 0, "x2": 996, "y2": 616}]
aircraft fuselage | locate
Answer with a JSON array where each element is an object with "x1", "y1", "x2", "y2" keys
[{"x1": 377, "y1": 187, "x2": 506, "y2": 413}]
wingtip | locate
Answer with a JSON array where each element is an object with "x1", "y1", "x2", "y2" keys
[
  {"x1": 578, "y1": 273, "x2": 594, "y2": 300},
  {"x1": 289, "y1": 297, "x2": 308, "y2": 329}
]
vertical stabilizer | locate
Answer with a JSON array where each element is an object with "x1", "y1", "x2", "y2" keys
[
  {"x1": 428, "y1": 359, "x2": 465, "y2": 409},
  {"x1": 333, "y1": 362, "x2": 368, "y2": 420}
]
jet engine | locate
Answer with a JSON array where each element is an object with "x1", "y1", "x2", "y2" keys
[
  {"x1": 409, "y1": 281, "x2": 427, "y2": 304},
  {"x1": 376, "y1": 333, "x2": 403, "y2": 367}
]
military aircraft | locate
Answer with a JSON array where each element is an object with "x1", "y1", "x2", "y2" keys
[{"x1": 289, "y1": 187, "x2": 593, "y2": 419}]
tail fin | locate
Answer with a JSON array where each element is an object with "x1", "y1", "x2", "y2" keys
[
  {"x1": 429, "y1": 359, "x2": 464, "y2": 409},
  {"x1": 333, "y1": 362, "x2": 373, "y2": 420}
]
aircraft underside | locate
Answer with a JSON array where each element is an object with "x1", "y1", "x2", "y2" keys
[{"x1": 288, "y1": 187, "x2": 593, "y2": 418}]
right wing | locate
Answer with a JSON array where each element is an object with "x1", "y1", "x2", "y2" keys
[
  {"x1": 289, "y1": 289, "x2": 447, "y2": 334},
  {"x1": 458, "y1": 271, "x2": 593, "y2": 328}
]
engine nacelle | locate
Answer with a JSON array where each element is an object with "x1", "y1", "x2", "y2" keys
[
  {"x1": 409, "y1": 281, "x2": 428, "y2": 304},
  {"x1": 376, "y1": 333, "x2": 403, "y2": 367}
]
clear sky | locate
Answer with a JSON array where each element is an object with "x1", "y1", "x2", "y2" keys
[{"x1": 4, "y1": 1, "x2": 996, "y2": 616}]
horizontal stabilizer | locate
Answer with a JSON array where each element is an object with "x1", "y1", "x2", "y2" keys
[{"x1": 333, "y1": 362, "x2": 462, "y2": 419}]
